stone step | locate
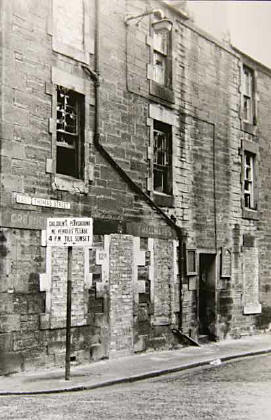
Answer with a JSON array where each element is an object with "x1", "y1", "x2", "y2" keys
[{"x1": 198, "y1": 334, "x2": 210, "y2": 344}]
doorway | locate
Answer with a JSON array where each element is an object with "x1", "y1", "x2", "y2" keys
[{"x1": 198, "y1": 253, "x2": 216, "y2": 338}]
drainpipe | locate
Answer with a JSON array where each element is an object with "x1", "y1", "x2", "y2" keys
[{"x1": 83, "y1": 0, "x2": 186, "y2": 332}]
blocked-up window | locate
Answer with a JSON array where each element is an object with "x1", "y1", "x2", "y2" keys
[
  {"x1": 242, "y1": 65, "x2": 254, "y2": 124},
  {"x1": 244, "y1": 151, "x2": 256, "y2": 209},
  {"x1": 153, "y1": 120, "x2": 172, "y2": 194},
  {"x1": 53, "y1": 0, "x2": 84, "y2": 50},
  {"x1": 52, "y1": 0, "x2": 93, "y2": 63},
  {"x1": 56, "y1": 86, "x2": 84, "y2": 179}
]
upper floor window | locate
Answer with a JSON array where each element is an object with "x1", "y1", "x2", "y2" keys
[
  {"x1": 153, "y1": 30, "x2": 171, "y2": 88},
  {"x1": 242, "y1": 65, "x2": 255, "y2": 124},
  {"x1": 153, "y1": 121, "x2": 172, "y2": 195},
  {"x1": 56, "y1": 86, "x2": 84, "y2": 179},
  {"x1": 243, "y1": 151, "x2": 256, "y2": 209}
]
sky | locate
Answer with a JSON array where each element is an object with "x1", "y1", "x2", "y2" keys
[{"x1": 186, "y1": 1, "x2": 271, "y2": 68}]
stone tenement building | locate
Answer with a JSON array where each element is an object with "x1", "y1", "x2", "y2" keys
[{"x1": 0, "y1": 0, "x2": 271, "y2": 374}]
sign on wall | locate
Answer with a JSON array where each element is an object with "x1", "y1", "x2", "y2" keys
[
  {"x1": 220, "y1": 248, "x2": 232, "y2": 278},
  {"x1": 16, "y1": 193, "x2": 71, "y2": 209},
  {"x1": 46, "y1": 217, "x2": 93, "y2": 247}
]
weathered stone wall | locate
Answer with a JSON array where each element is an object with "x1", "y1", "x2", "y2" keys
[
  {"x1": 1, "y1": 0, "x2": 271, "y2": 374},
  {"x1": 109, "y1": 235, "x2": 134, "y2": 358}
]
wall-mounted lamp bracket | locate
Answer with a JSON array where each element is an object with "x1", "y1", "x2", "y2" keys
[
  {"x1": 125, "y1": 9, "x2": 165, "y2": 25},
  {"x1": 152, "y1": 18, "x2": 173, "y2": 32}
]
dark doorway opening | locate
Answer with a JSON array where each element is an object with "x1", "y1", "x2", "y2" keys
[{"x1": 199, "y1": 253, "x2": 216, "y2": 339}]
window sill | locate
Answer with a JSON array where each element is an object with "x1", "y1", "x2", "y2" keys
[
  {"x1": 242, "y1": 121, "x2": 257, "y2": 136},
  {"x1": 150, "y1": 81, "x2": 175, "y2": 104},
  {"x1": 153, "y1": 192, "x2": 174, "y2": 208},
  {"x1": 242, "y1": 208, "x2": 259, "y2": 221},
  {"x1": 53, "y1": 174, "x2": 88, "y2": 194}
]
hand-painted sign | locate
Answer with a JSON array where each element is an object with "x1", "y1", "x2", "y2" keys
[{"x1": 46, "y1": 218, "x2": 93, "y2": 247}]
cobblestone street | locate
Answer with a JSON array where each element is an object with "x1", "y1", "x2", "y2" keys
[{"x1": 1, "y1": 353, "x2": 271, "y2": 419}]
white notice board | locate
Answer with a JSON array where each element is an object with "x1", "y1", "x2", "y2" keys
[{"x1": 46, "y1": 218, "x2": 93, "y2": 247}]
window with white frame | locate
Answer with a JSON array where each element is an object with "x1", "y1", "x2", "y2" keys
[
  {"x1": 242, "y1": 65, "x2": 254, "y2": 124},
  {"x1": 56, "y1": 86, "x2": 84, "y2": 179},
  {"x1": 153, "y1": 120, "x2": 172, "y2": 194},
  {"x1": 153, "y1": 30, "x2": 171, "y2": 87},
  {"x1": 243, "y1": 151, "x2": 256, "y2": 209}
]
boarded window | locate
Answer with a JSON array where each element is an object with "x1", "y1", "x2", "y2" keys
[{"x1": 53, "y1": 0, "x2": 84, "y2": 50}]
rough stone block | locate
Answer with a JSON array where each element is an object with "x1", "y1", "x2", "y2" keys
[{"x1": 0, "y1": 315, "x2": 20, "y2": 333}]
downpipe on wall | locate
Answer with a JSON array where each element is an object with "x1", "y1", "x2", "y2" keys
[{"x1": 82, "y1": 0, "x2": 186, "y2": 334}]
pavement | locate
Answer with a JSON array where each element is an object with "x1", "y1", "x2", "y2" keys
[{"x1": 0, "y1": 333, "x2": 271, "y2": 396}]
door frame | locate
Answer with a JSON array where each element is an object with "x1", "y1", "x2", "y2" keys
[{"x1": 197, "y1": 249, "x2": 218, "y2": 339}]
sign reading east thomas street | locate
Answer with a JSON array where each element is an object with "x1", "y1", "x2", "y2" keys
[{"x1": 47, "y1": 218, "x2": 93, "y2": 247}]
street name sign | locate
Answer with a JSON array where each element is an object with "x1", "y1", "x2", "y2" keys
[{"x1": 46, "y1": 217, "x2": 93, "y2": 247}]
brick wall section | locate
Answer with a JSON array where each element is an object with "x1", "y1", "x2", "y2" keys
[
  {"x1": 109, "y1": 235, "x2": 134, "y2": 358},
  {"x1": 49, "y1": 247, "x2": 87, "y2": 328},
  {"x1": 0, "y1": 228, "x2": 45, "y2": 373},
  {"x1": 153, "y1": 239, "x2": 173, "y2": 324}
]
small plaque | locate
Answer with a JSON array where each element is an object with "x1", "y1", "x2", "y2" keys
[
  {"x1": 221, "y1": 248, "x2": 232, "y2": 278},
  {"x1": 96, "y1": 250, "x2": 107, "y2": 265},
  {"x1": 186, "y1": 249, "x2": 197, "y2": 276},
  {"x1": 188, "y1": 276, "x2": 197, "y2": 291},
  {"x1": 243, "y1": 303, "x2": 262, "y2": 315}
]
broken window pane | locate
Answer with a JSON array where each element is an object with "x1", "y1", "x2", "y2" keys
[
  {"x1": 244, "y1": 151, "x2": 255, "y2": 209},
  {"x1": 242, "y1": 65, "x2": 254, "y2": 123},
  {"x1": 56, "y1": 86, "x2": 84, "y2": 179},
  {"x1": 153, "y1": 52, "x2": 166, "y2": 85},
  {"x1": 153, "y1": 120, "x2": 172, "y2": 195},
  {"x1": 152, "y1": 29, "x2": 171, "y2": 87}
]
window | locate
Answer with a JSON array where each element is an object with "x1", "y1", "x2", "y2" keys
[
  {"x1": 243, "y1": 151, "x2": 256, "y2": 209},
  {"x1": 56, "y1": 86, "x2": 84, "y2": 179},
  {"x1": 153, "y1": 30, "x2": 171, "y2": 87},
  {"x1": 242, "y1": 65, "x2": 254, "y2": 124},
  {"x1": 147, "y1": 24, "x2": 174, "y2": 103},
  {"x1": 153, "y1": 121, "x2": 172, "y2": 194},
  {"x1": 52, "y1": 0, "x2": 94, "y2": 63},
  {"x1": 186, "y1": 249, "x2": 197, "y2": 276}
]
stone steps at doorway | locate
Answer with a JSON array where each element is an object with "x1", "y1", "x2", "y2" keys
[{"x1": 198, "y1": 335, "x2": 209, "y2": 344}]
